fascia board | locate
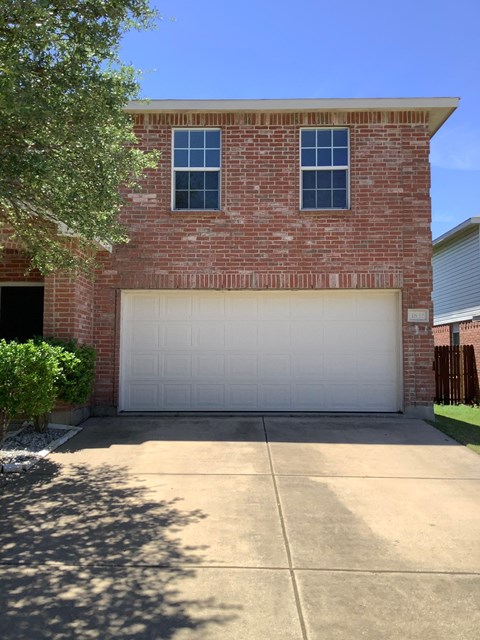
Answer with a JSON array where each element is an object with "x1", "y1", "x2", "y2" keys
[
  {"x1": 433, "y1": 217, "x2": 480, "y2": 249},
  {"x1": 126, "y1": 97, "x2": 459, "y2": 136}
]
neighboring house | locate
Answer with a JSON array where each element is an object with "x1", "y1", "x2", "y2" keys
[
  {"x1": 432, "y1": 217, "x2": 480, "y2": 372},
  {"x1": 0, "y1": 98, "x2": 459, "y2": 421}
]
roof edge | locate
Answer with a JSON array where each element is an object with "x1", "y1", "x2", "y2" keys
[
  {"x1": 433, "y1": 217, "x2": 480, "y2": 248},
  {"x1": 126, "y1": 97, "x2": 459, "y2": 136},
  {"x1": 126, "y1": 97, "x2": 459, "y2": 111}
]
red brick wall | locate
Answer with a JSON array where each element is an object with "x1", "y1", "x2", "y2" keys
[
  {"x1": 460, "y1": 321, "x2": 480, "y2": 377},
  {"x1": 0, "y1": 231, "x2": 94, "y2": 346},
  {"x1": 432, "y1": 325, "x2": 451, "y2": 346},
  {"x1": 0, "y1": 235, "x2": 93, "y2": 345},
  {"x1": 93, "y1": 109, "x2": 434, "y2": 415},
  {"x1": 43, "y1": 270, "x2": 94, "y2": 344},
  {"x1": 0, "y1": 248, "x2": 43, "y2": 283},
  {"x1": 42, "y1": 265, "x2": 95, "y2": 424}
]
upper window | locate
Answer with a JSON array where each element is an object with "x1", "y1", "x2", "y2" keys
[
  {"x1": 300, "y1": 128, "x2": 349, "y2": 210},
  {"x1": 173, "y1": 129, "x2": 221, "y2": 210}
]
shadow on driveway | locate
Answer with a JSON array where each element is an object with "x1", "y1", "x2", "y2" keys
[
  {"x1": 0, "y1": 459, "x2": 239, "y2": 639},
  {"x1": 56, "y1": 413, "x2": 462, "y2": 450}
]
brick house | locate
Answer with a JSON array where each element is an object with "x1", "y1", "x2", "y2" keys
[
  {"x1": 0, "y1": 98, "x2": 458, "y2": 421},
  {"x1": 432, "y1": 217, "x2": 480, "y2": 374}
]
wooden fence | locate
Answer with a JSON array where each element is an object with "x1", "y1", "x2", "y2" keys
[{"x1": 434, "y1": 345, "x2": 478, "y2": 404}]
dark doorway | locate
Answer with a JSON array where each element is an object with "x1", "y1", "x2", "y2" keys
[{"x1": 0, "y1": 286, "x2": 44, "y2": 341}]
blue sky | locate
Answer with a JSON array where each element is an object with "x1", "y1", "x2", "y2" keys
[{"x1": 120, "y1": 0, "x2": 480, "y2": 239}]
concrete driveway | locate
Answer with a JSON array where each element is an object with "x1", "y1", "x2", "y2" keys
[{"x1": 1, "y1": 414, "x2": 480, "y2": 639}]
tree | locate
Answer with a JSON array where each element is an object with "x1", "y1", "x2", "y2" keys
[{"x1": 0, "y1": 1, "x2": 159, "y2": 274}]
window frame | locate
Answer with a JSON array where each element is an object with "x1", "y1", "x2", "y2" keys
[
  {"x1": 171, "y1": 128, "x2": 222, "y2": 212},
  {"x1": 451, "y1": 323, "x2": 460, "y2": 347},
  {"x1": 299, "y1": 127, "x2": 350, "y2": 211}
]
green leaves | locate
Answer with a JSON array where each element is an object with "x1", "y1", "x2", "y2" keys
[
  {"x1": 0, "y1": 338, "x2": 96, "y2": 442},
  {"x1": 41, "y1": 338, "x2": 96, "y2": 406},
  {"x1": 0, "y1": 1, "x2": 159, "y2": 273},
  {"x1": 0, "y1": 339, "x2": 62, "y2": 439}
]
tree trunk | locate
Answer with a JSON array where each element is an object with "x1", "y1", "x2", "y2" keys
[
  {"x1": 0, "y1": 411, "x2": 9, "y2": 447},
  {"x1": 34, "y1": 412, "x2": 50, "y2": 433}
]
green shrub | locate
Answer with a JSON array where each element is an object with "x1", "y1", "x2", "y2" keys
[
  {"x1": 43, "y1": 338, "x2": 96, "y2": 406},
  {"x1": 0, "y1": 338, "x2": 96, "y2": 445},
  {"x1": 0, "y1": 339, "x2": 62, "y2": 443}
]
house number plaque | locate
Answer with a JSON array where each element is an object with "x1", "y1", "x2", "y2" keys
[{"x1": 407, "y1": 309, "x2": 429, "y2": 323}]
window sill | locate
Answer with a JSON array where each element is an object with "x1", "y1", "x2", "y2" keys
[
  {"x1": 299, "y1": 208, "x2": 352, "y2": 215},
  {"x1": 171, "y1": 209, "x2": 223, "y2": 216}
]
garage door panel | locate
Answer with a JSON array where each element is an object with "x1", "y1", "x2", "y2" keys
[
  {"x1": 131, "y1": 353, "x2": 159, "y2": 377},
  {"x1": 194, "y1": 385, "x2": 225, "y2": 408},
  {"x1": 359, "y1": 322, "x2": 396, "y2": 349},
  {"x1": 291, "y1": 323, "x2": 324, "y2": 349},
  {"x1": 195, "y1": 323, "x2": 225, "y2": 349},
  {"x1": 361, "y1": 353, "x2": 397, "y2": 381},
  {"x1": 131, "y1": 296, "x2": 160, "y2": 321},
  {"x1": 292, "y1": 355, "x2": 325, "y2": 378},
  {"x1": 121, "y1": 291, "x2": 401, "y2": 412},
  {"x1": 290, "y1": 296, "x2": 324, "y2": 319},
  {"x1": 323, "y1": 321, "x2": 358, "y2": 349},
  {"x1": 131, "y1": 323, "x2": 159, "y2": 349},
  {"x1": 259, "y1": 354, "x2": 291, "y2": 378},
  {"x1": 293, "y1": 385, "x2": 325, "y2": 408},
  {"x1": 197, "y1": 295, "x2": 225, "y2": 319},
  {"x1": 227, "y1": 385, "x2": 259, "y2": 409},
  {"x1": 164, "y1": 354, "x2": 192, "y2": 377},
  {"x1": 226, "y1": 295, "x2": 259, "y2": 319},
  {"x1": 258, "y1": 322, "x2": 291, "y2": 348},
  {"x1": 358, "y1": 384, "x2": 399, "y2": 411},
  {"x1": 260, "y1": 385, "x2": 292, "y2": 409},
  {"x1": 355, "y1": 294, "x2": 398, "y2": 322},
  {"x1": 165, "y1": 296, "x2": 193, "y2": 319},
  {"x1": 258, "y1": 294, "x2": 291, "y2": 318},
  {"x1": 225, "y1": 323, "x2": 258, "y2": 348},
  {"x1": 129, "y1": 383, "x2": 159, "y2": 410},
  {"x1": 324, "y1": 384, "x2": 360, "y2": 411},
  {"x1": 227, "y1": 354, "x2": 258, "y2": 378},
  {"x1": 323, "y1": 352, "x2": 358, "y2": 380},
  {"x1": 323, "y1": 294, "x2": 357, "y2": 319},
  {"x1": 164, "y1": 323, "x2": 192, "y2": 348},
  {"x1": 194, "y1": 354, "x2": 225, "y2": 377},
  {"x1": 163, "y1": 384, "x2": 191, "y2": 408}
]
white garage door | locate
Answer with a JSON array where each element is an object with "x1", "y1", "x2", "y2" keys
[{"x1": 120, "y1": 290, "x2": 401, "y2": 412}]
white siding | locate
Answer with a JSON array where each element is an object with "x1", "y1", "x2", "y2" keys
[{"x1": 433, "y1": 227, "x2": 480, "y2": 324}]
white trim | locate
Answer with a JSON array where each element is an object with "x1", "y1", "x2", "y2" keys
[
  {"x1": 127, "y1": 97, "x2": 459, "y2": 137},
  {"x1": 119, "y1": 290, "x2": 127, "y2": 412},
  {"x1": 433, "y1": 217, "x2": 480, "y2": 248},
  {"x1": 55, "y1": 222, "x2": 112, "y2": 253},
  {"x1": 299, "y1": 127, "x2": 350, "y2": 211},
  {"x1": 395, "y1": 290, "x2": 404, "y2": 412},
  {"x1": 128, "y1": 97, "x2": 458, "y2": 111},
  {"x1": 171, "y1": 128, "x2": 222, "y2": 211}
]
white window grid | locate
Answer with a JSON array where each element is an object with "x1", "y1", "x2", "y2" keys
[
  {"x1": 299, "y1": 127, "x2": 350, "y2": 210},
  {"x1": 171, "y1": 128, "x2": 222, "y2": 211}
]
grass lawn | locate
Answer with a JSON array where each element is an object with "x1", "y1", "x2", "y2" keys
[{"x1": 430, "y1": 404, "x2": 480, "y2": 454}]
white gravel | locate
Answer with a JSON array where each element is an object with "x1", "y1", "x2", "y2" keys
[{"x1": 1, "y1": 423, "x2": 82, "y2": 472}]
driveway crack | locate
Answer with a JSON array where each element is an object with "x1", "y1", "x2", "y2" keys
[{"x1": 262, "y1": 416, "x2": 309, "y2": 640}]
